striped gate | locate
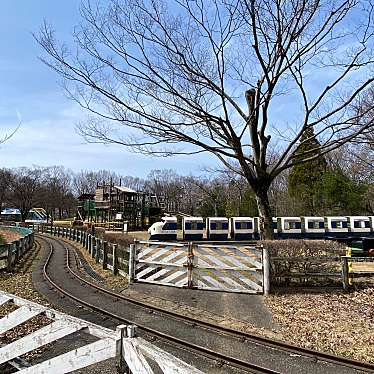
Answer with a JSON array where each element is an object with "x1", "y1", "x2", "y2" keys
[
  {"x1": 134, "y1": 241, "x2": 190, "y2": 287},
  {"x1": 133, "y1": 241, "x2": 265, "y2": 294},
  {"x1": 193, "y1": 244, "x2": 263, "y2": 293}
]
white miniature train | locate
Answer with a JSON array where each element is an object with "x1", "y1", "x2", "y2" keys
[{"x1": 148, "y1": 215, "x2": 374, "y2": 241}]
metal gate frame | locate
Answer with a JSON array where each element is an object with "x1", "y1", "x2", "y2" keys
[{"x1": 130, "y1": 241, "x2": 270, "y2": 294}]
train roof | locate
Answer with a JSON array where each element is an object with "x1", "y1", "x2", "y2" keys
[{"x1": 182, "y1": 216, "x2": 204, "y2": 221}]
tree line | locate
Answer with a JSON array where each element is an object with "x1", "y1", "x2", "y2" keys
[
  {"x1": 36, "y1": 0, "x2": 374, "y2": 238},
  {"x1": 1, "y1": 139, "x2": 372, "y2": 222}
]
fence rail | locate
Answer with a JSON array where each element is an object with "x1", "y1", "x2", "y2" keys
[
  {"x1": 32, "y1": 224, "x2": 129, "y2": 276},
  {"x1": 33, "y1": 224, "x2": 374, "y2": 292},
  {"x1": 0, "y1": 226, "x2": 34, "y2": 271},
  {"x1": 0, "y1": 290, "x2": 202, "y2": 373},
  {"x1": 342, "y1": 256, "x2": 374, "y2": 290}
]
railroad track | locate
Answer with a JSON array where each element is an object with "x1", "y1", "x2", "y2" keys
[{"x1": 37, "y1": 234, "x2": 374, "y2": 374}]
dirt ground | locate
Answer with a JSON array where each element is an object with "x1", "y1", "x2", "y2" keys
[{"x1": 266, "y1": 287, "x2": 374, "y2": 364}]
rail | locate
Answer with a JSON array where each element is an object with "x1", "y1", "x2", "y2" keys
[
  {"x1": 36, "y1": 235, "x2": 374, "y2": 374},
  {"x1": 32, "y1": 224, "x2": 130, "y2": 277}
]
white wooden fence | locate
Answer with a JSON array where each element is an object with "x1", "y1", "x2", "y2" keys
[
  {"x1": 130, "y1": 241, "x2": 270, "y2": 294},
  {"x1": 0, "y1": 291, "x2": 203, "y2": 373}
]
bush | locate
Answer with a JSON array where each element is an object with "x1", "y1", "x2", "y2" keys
[{"x1": 261, "y1": 239, "x2": 346, "y2": 286}]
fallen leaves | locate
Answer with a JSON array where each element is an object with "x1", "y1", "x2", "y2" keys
[{"x1": 266, "y1": 287, "x2": 374, "y2": 363}]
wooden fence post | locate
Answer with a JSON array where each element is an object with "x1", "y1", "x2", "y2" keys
[
  {"x1": 116, "y1": 325, "x2": 130, "y2": 374},
  {"x1": 91, "y1": 236, "x2": 96, "y2": 259},
  {"x1": 262, "y1": 245, "x2": 270, "y2": 296},
  {"x1": 342, "y1": 256, "x2": 349, "y2": 291},
  {"x1": 95, "y1": 239, "x2": 101, "y2": 264},
  {"x1": 103, "y1": 241, "x2": 108, "y2": 270},
  {"x1": 6, "y1": 244, "x2": 13, "y2": 272},
  {"x1": 128, "y1": 243, "x2": 136, "y2": 282},
  {"x1": 87, "y1": 234, "x2": 91, "y2": 254},
  {"x1": 14, "y1": 240, "x2": 20, "y2": 264},
  {"x1": 112, "y1": 244, "x2": 118, "y2": 275},
  {"x1": 69, "y1": 228, "x2": 72, "y2": 240}
]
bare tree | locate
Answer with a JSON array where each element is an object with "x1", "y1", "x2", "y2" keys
[
  {"x1": 37, "y1": 0, "x2": 374, "y2": 238},
  {"x1": 73, "y1": 169, "x2": 118, "y2": 195},
  {"x1": 37, "y1": 166, "x2": 76, "y2": 219},
  {"x1": 9, "y1": 167, "x2": 42, "y2": 221},
  {"x1": 0, "y1": 169, "x2": 12, "y2": 211}
]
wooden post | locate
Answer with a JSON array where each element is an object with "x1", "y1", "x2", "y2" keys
[
  {"x1": 128, "y1": 244, "x2": 136, "y2": 282},
  {"x1": 103, "y1": 241, "x2": 108, "y2": 270},
  {"x1": 95, "y1": 240, "x2": 101, "y2": 264},
  {"x1": 6, "y1": 244, "x2": 13, "y2": 272},
  {"x1": 342, "y1": 256, "x2": 349, "y2": 291},
  {"x1": 14, "y1": 240, "x2": 20, "y2": 264},
  {"x1": 262, "y1": 245, "x2": 270, "y2": 296},
  {"x1": 87, "y1": 234, "x2": 91, "y2": 254},
  {"x1": 112, "y1": 244, "x2": 118, "y2": 275},
  {"x1": 91, "y1": 236, "x2": 96, "y2": 258},
  {"x1": 69, "y1": 228, "x2": 72, "y2": 240},
  {"x1": 116, "y1": 325, "x2": 130, "y2": 374},
  {"x1": 346, "y1": 246, "x2": 353, "y2": 286}
]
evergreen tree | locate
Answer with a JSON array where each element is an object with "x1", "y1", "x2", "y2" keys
[
  {"x1": 318, "y1": 169, "x2": 368, "y2": 215},
  {"x1": 288, "y1": 127, "x2": 327, "y2": 215}
]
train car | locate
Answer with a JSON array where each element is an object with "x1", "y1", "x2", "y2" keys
[
  {"x1": 206, "y1": 217, "x2": 229, "y2": 240},
  {"x1": 148, "y1": 216, "x2": 177, "y2": 241},
  {"x1": 347, "y1": 216, "x2": 371, "y2": 237},
  {"x1": 277, "y1": 217, "x2": 302, "y2": 239},
  {"x1": 230, "y1": 217, "x2": 257, "y2": 240},
  {"x1": 302, "y1": 217, "x2": 325, "y2": 238},
  {"x1": 324, "y1": 216, "x2": 348, "y2": 237},
  {"x1": 182, "y1": 217, "x2": 204, "y2": 240}
]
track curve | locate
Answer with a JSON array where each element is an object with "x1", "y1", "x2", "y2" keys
[{"x1": 37, "y1": 234, "x2": 373, "y2": 374}]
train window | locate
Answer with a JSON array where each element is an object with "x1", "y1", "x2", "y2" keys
[
  {"x1": 354, "y1": 220, "x2": 370, "y2": 228},
  {"x1": 189, "y1": 222, "x2": 202, "y2": 230},
  {"x1": 211, "y1": 221, "x2": 228, "y2": 230},
  {"x1": 235, "y1": 222, "x2": 253, "y2": 230},
  {"x1": 308, "y1": 221, "x2": 324, "y2": 229},
  {"x1": 163, "y1": 222, "x2": 177, "y2": 230},
  {"x1": 284, "y1": 221, "x2": 301, "y2": 230},
  {"x1": 332, "y1": 221, "x2": 347, "y2": 229}
]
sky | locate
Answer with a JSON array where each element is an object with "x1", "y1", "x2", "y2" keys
[{"x1": 0, "y1": 0, "x2": 215, "y2": 178}]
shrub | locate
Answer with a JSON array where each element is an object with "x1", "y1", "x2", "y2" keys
[{"x1": 261, "y1": 239, "x2": 346, "y2": 286}]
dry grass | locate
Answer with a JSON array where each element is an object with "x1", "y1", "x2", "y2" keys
[
  {"x1": 0, "y1": 241, "x2": 52, "y2": 365},
  {"x1": 266, "y1": 287, "x2": 374, "y2": 363},
  {"x1": 0, "y1": 229, "x2": 23, "y2": 244}
]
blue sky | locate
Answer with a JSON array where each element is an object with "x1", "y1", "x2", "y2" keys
[{"x1": 0, "y1": 0, "x2": 215, "y2": 177}]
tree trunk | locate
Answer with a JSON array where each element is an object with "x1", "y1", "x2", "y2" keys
[{"x1": 255, "y1": 190, "x2": 274, "y2": 240}]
